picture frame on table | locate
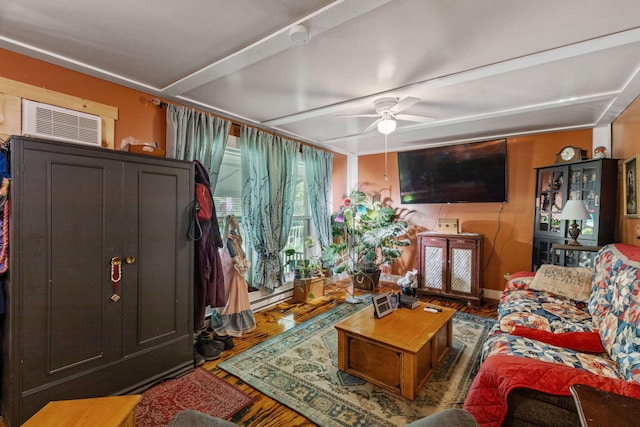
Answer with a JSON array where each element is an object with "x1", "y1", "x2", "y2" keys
[
  {"x1": 624, "y1": 155, "x2": 639, "y2": 218},
  {"x1": 372, "y1": 293, "x2": 393, "y2": 319}
]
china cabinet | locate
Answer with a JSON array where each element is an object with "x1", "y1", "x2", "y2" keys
[{"x1": 532, "y1": 158, "x2": 617, "y2": 270}]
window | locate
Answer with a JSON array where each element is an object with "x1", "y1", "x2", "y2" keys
[{"x1": 212, "y1": 136, "x2": 312, "y2": 284}]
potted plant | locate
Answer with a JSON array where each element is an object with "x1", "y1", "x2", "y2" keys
[
  {"x1": 286, "y1": 236, "x2": 325, "y2": 302},
  {"x1": 321, "y1": 190, "x2": 410, "y2": 290}
]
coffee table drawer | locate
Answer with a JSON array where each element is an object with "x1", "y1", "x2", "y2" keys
[
  {"x1": 433, "y1": 319, "x2": 453, "y2": 364},
  {"x1": 345, "y1": 335, "x2": 403, "y2": 391}
]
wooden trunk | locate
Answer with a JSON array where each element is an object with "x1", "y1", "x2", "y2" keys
[{"x1": 293, "y1": 277, "x2": 325, "y2": 302}]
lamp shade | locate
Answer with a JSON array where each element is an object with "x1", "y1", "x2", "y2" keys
[
  {"x1": 559, "y1": 200, "x2": 590, "y2": 220},
  {"x1": 377, "y1": 118, "x2": 396, "y2": 134}
]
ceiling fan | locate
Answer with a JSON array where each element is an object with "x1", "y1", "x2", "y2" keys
[{"x1": 338, "y1": 96, "x2": 436, "y2": 134}]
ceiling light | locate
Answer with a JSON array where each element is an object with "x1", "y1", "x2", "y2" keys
[{"x1": 377, "y1": 117, "x2": 396, "y2": 134}]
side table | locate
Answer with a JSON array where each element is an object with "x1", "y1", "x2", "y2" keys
[
  {"x1": 569, "y1": 384, "x2": 640, "y2": 427},
  {"x1": 22, "y1": 395, "x2": 142, "y2": 427}
]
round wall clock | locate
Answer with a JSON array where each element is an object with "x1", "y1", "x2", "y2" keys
[{"x1": 555, "y1": 146, "x2": 588, "y2": 164}]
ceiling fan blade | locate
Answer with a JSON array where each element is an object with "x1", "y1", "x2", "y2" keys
[
  {"x1": 395, "y1": 113, "x2": 437, "y2": 123},
  {"x1": 363, "y1": 118, "x2": 382, "y2": 133},
  {"x1": 336, "y1": 113, "x2": 379, "y2": 118},
  {"x1": 390, "y1": 96, "x2": 421, "y2": 113}
]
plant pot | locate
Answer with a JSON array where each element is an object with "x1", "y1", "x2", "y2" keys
[
  {"x1": 293, "y1": 277, "x2": 325, "y2": 302},
  {"x1": 353, "y1": 270, "x2": 381, "y2": 290}
]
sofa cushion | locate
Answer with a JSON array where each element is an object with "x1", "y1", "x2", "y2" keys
[
  {"x1": 482, "y1": 326, "x2": 618, "y2": 378},
  {"x1": 529, "y1": 264, "x2": 594, "y2": 302},
  {"x1": 510, "y1": 326, "x2": 605, "y2": 354},
  {"x1": 498, "y1": 288, "x2": 593, "y2": 334}
]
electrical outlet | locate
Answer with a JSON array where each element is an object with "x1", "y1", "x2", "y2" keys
[{"x1": 636, "y1": 224, "x2": 640, "y2": 240}]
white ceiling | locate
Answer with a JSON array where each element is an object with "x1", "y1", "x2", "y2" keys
[{"x1": 2, "y1": 0, "x2": 640, "y2": 155}]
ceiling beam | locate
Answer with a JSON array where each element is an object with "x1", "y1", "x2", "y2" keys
[
  {"x1": 262, "y1": 27, "x2": 640, "y2": 127},
  {"x1": 161, "y1": 0, "x2": 393, "y2": 96}
]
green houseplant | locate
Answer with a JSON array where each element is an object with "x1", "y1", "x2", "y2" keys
[
  {"x1": 285, "y1": 236, "x2": 325, "y2": 302},
  {"x1": 321, "y1": 190, "x2": 409, "y2": 290}
]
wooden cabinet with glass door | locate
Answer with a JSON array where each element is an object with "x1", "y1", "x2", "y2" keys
[{"x1": 532, "y1": 159, "x2": 617, "y2": 270}]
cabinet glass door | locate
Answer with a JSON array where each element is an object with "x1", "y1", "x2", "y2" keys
[
  {"x1": 562, "y1": 249, "x2": 597, "y2": 268},
  {"x1": 535, "y1": 167, "x2": 565, "y2": 237},
  {"x1": 567, "y1": 164, "x2": 599, "y2": 243},
  {"x1": 533, "y1": 238, "x2": 561, "y2": 270}
]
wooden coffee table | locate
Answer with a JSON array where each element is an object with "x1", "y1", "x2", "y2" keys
[{"x1": 335, "y1": 301, "x2": 456, "y2": 400}]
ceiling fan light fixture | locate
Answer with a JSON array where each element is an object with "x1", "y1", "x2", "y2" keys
[{"x1": 377, "y1": 117, "x2": 396, "y2": 134}]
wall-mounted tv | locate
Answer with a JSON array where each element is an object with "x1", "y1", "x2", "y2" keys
[{"x1": 398, "y1": 138, "x2": 507, "y2": 204}]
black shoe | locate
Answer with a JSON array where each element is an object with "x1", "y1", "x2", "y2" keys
[
  {"x1": 196, "y1": 327, "x2": 215, "y2": 340},
  {"x1": 209, "y1": 339, "x2": 225, "y2": 350},
  {"x1": 214, "y1": 335, "x2": 235, "y2": 350},
  {"x1": 194, "y1": 349, "x2": 206, "y2": 367},
  {"x1": 195, "y1": 337, "x2": 222, "y2": 361}
]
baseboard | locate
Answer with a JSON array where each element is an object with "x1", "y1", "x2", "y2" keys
[
  {"x1": 482, "y1": 288, "x2": 502, "y2": 301},
  {"x1": 249, "y1": 282, "x2": 294, "y2": 312}
]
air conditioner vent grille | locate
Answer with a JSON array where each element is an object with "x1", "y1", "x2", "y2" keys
[{"x1": 23, "y1": 100, "x2": 101, "y2": 147}]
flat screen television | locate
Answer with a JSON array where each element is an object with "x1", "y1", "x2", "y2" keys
[{"x1": 398, "y1": 138, "x2": 507, "y2": 204}]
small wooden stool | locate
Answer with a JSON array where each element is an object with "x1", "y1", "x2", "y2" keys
[{"x1": 22, "y1": 395, "x2": 142, "y2": 427}]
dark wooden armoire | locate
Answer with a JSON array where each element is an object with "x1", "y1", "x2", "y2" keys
[{"x1": 1, "y1": 136, "x2": 194, "y2": 426}]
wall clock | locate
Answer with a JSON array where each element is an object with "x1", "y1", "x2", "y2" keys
[{"x1": 555, "y1": 146, "x2": 588, "y2": 164}]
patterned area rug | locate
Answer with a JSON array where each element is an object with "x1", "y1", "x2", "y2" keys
[
  {"x1": 219, "y1": 296, "x2": 496, "y2": 426},
  {"x1": 135, "y1": 367, "x2": 253, "y2": 426}
]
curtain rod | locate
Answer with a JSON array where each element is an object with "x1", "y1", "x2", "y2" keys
[
  {"x1": 149, "y1": 97, "x2": 330, "y2": 153},
  {"x1": 151, "y1": 97, "x2": 278, "y2": 137}
]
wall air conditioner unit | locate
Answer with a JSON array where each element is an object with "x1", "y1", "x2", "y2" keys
[{"x1": 22, "y1": 99, "x2": 102, "y2": 147}]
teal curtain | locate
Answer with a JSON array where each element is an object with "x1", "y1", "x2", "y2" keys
[
  {"x1": 166, "y1": 105, "x2": 230, "y2": 190},
  {"x1": 240, "y1": 126, "x2": 300, "y2": 290},
  {"x1": 302, "y1": 145, "x2": 333, "y2": 248}
]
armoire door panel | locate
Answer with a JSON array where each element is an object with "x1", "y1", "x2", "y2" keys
[
  {"x1": 19, "y1": 150, "x2": 122, "y2": 390},
  {"x1": 122, "y1": 164, "x2": 191, "y2": 353},
  {"x1": 49, "y1": 162, "x2": 110, "y2": 371}
]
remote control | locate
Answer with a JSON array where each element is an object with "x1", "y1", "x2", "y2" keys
[{"x1": 424, "y1": 307, "x2": 439, "y2": 313}]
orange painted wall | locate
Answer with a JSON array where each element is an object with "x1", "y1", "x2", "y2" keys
[
  {"x1": 358, "y1": 130, "x2": 593, "y2": 292},
  {"x1": 331, "y1": 153, "x2": 348, "y2": 211},
  {"x1": 613, "y1": 96, "x2": 640, "y2": 244},
  {"x1": 0, "y1": 48, "x2": 166, "y2": 148}
]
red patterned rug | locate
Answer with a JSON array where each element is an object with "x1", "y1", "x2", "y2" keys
[{"x1": 135, "y1": 367, "x2": 253, "y2": 426}]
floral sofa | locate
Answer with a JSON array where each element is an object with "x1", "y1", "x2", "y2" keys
[{"x1": 464, "y1": 243, "x2": 640, "y2": 427}]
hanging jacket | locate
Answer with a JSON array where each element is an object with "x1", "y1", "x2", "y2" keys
[{"x1": 193, "y1": 160, "x2": 225, "y2": 331}]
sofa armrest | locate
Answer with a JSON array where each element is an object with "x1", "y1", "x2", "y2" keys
[{"x1": 464, "y1": 355, "x2": 640, "y2": 427}]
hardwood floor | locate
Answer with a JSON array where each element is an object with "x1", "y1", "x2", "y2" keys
[
  {"x1": 6, "y1": 281, "x2": 498, "y2": 427},
  {"x1": 212, "y1": 281, "x2": 498, "y2": 427}
]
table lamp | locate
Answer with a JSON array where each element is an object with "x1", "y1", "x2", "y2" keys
[{"x1": 560, "y1": 200, "x2": 590, "y2": 245}]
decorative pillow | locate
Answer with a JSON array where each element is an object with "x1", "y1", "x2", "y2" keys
[
  {"x1": 511, "y1": 326, "x2": 605, "y2": 354},
  {"x1": 529, "y1": 264, "x2": 594, "y2": 302}
]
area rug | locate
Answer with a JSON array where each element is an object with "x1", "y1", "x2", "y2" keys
[
  {"x1": 219, "y1": 297, "x2": 495, "y2": 426},
  {"x1": 135, "y1": 367, "x2": 253, "y2": 427}
]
